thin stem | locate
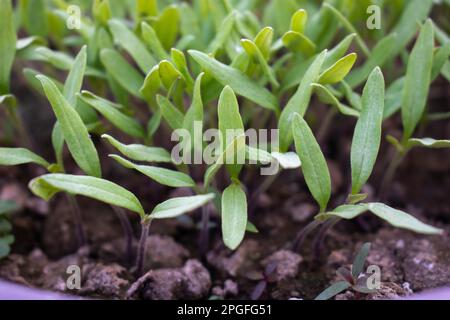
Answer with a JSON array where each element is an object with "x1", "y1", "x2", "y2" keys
[
  {"x1": 312, "y1": 217, "x2": 340, "y2": 262},
  {"x1": 292, "y1": 219, "x2": 322, "y2": 253},
  {"x1": 317, "y1": 108, "x2": 338, "y2": 144},
  {"x1": 135, "y1": 219, "x2": 151, "y2": 277},
  {"x1": 378, "y1": 150, "x2": 405, "y2": 201},
  {"x1": 65, "y1": 194, "x2": 87, "y2": 248},
  {"x1": 111, "y1": 206, "x2": 134, "y2": 265},
  {"x1": 198, "y1": 205, "x2": 210, "y2": 257}
]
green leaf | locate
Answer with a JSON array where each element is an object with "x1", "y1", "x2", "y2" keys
[
  {"x1": 110, "y1": 155, "x2": 195, "y2": 188},
  {"x1": 221, "y1": 182, "x2": 248, "y2": 250},
  {"x1": 207, "y1": 11, "x2": 236, "y2": 54},
  {"x1": 100, "y1": 48, "x2": 144, "y2": 97},
  {"x1": 367, "y1": 203, "x2": 442, "y2": 235},
  {"x1": 383, "y1": 77, "x2": 404, "y2": 119},
  {"x1": 188, "y1": 50, "x2": 279, "y2": 113},
  {"x1": 141, "y1": 22, "x2": 168, "y2": 61},
  {"x1": 204, "y1": 134, "x2": 246, "y2": 189},
  {"x1": 292, "y1": 114, "x2": 331, "y2": 212},
  {"x1": 29, "y1": 174, "x2": 145, "y2": 218},
  {"x1": 352, "y1": 242, "x2": 371, "y2": 278},
  {"x1": 63, "y1": 45, "x2": 87, "y2": 107},
  {"x1": 37, "y1": 75, "x2": 101, "y2": 178},
  {"x1": 431, "y1": 43, "x2": 450, "y2": 82},
  {"x1": 183, "y1": 73, "x2": 204, "y2": 152},
  {"x1": 312, "y1": 83, "x2": 359, "y2": 117},
  {"x1": 153, "y1": 5, "x2": 180, "y2": 51},
  {"x1": 136, "y1": 0, "x2": 158, "y2": 18},
  {"x1": 254, "y1": 27, "x2": 273, "y2": 60},
  {"x1": 401, "y1": 20, "x2": 434, "y2": 139},
  {"x1": 79, "y1": 91, "x2": 145, "y2": 138},
  {"x1": 407, "y1": 138, "x2": 450, "y2": 149},
  {"x1": 241, "y1": 39, "x2": 279, "y2": 87},
  {"x1": 140, "y1": 65, "x2": 161, "y2": 105},
  {"x1": 279, "y1": 50, "x2": 327, "y2": 151},
  {"x1": 0, "y1": 0, "x2": 16, "y2": 94},
  {"x1": 157, "y1": 95, "x2": 184, "y2": 130},
  {"x1": 102, "y1": 134, "x2": 172, "y2": 163},
  {"x1": 323, "y1": 3, "x2": 369, "y2": 57},
  {"x1": 347, "y1": 33, "x2": 398, "y2": 88},
  {"x1": 290, "y1": 9, "x2": 307, "y2": 34},
  {"x1": 0, "y1": 200, "x2": 18, "y2": 215},
  {"x1": 282, "y1": 31, "x2": 316, "y2": 56},
  {"x1": 218, "y1": 86, "x2": 245, "y2": 178},
  {"x1": 171, "y1": 48, "x2": 194, "y2": 88},
  {"x1": 351, "y1": 67, "x2": 385, "y2": 194},
  {"x1": 318, "y1": 203, "x2": 442, "y2": 235},
  {"x1": 318, "y1": 53, "x2": 357, "y2": 85},
  {"x1": 0, "y1": 148, "x2": 49, "y2": 168},
  {"x1": 158, "y1": 60, "x2": 183, "y2": 90},
  {"x1": 322, "y1": 33, "x2": 356, "y2": 70},
  {"x1": 315, "y1": 281, "x2": 351, "y2": 300},
  {"x1": 108, "y1": 19, "x2": 155, "y2": 73},
  {"x1": 150, "y1": 194, "x2": 215, "y2": 219}
]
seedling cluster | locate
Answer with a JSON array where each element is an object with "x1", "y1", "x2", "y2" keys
[{"x1": 0, "y1": 0, "x2": 448, "y2": 298}]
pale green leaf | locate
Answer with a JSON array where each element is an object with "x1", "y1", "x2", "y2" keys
[
  {"x1": 221, "y1": 182, "x2": 248, "y2": 250},
  {"x1": 352, "y1": 242, "x2": 371, "y2": 278},
  {"x1": 312, "y1": 83, "x2": 359, "y2": 117},
  {"x1": 110, "y1": 155, "x2": 195, "y2": 188},
  {"x1": 157, "y1": 95, "x2": 184, "y2": 130},
  {"x1": 407, "y1": 138, "x2": 450, "y2": 149},
  {"x1": 188, "y1": 50, "x2": 279, "y2": 113},
  {"x1": 37, "y1": 75, "x2": 101, "y2": 177},
  {"x1": 282, "y1": 31, "x2": 316, "y2": 56},
  {"x1": 351, "y1": 67, "x2": 385, "y2": 194},
  {"x1": 141, "y1": 22, "x2": 168, "y2": 61},
  {"x1": 102, "y1": 134, "x2": 172, "y2": 163},
  {"x1": 318, "y1": 53, "x2": 357, "y2": 85},
  {"x1": 150, "y1": 194, "x2": 215, "y2": 219},
  {"x1": 0, "y1": 0, "x2": 16, "y2": 94},
  {"x1": 292, "y1": 114, "x2": 331, "y2": 212},
  {"x1": 0, "y1": 148, "x2": 49, "y2": 168},
  {"x1": 290, "y1": 9, "x2": 307, "y2": 34},
  {"x1": 315, "y1": 281, "x2": 351, "y2": 300}
]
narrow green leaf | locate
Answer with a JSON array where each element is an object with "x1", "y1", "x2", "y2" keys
[
  {"x1": 254, "y1": 27, "x2": 273, "y2": 59},
  {"x1": 0, "y1": 0, "x2": 16, "y2": 94},
  {"x1": 316, "y1": 204, "x2": 369, "y2": 221},
  {"x1": 221, "y1": 182, "x2": 248, "y2": 250},
  {"x1": 383, "y1": 77, "x2": 404, "y2": 119},
  {"x1": 102, "y1": 134, "x2": 172, "y2": 163},
  {"x1": 204, "y1": 134, "x2": 246, "y2": 189},
  {"x1": 79, "y1": 91, "x2": 145, "y2": 138},
  {"x1": 367, "y1": 203, "x2": 442, "y2": 235},
  {"x1": 110, "y1": 155, "x2": 195, "y2": 188},
  {"x1": 188, "y1": 50, "x2": 279, "y2": 112},
  {"x1": 315, "y1": 281, "x2": 351, "y2": 300},
  {"x1": 140, "y1": 65, "x2": 161, "y2": 105},
  {"x1": 37, "y1": 75, "x2": 101, "y2": 177},
  {"x1": 183, "y1": 73, "x2": 204, "y2": 151},
  {"x1": 351, "y1": 67, "x2": 385, "y2": 194},
  {"x1": 141, "y1": 22, "x2": 168, "y2": 60},
  {"x1": 153, "y1": 5, "x2": 180, "y2": 51},
  {"x1": 292, "y1": 114, "x2": 331, "y2": 212},
  {"x1": 290, "y1": 9, "x2": 307, "y2": 34},
  {"x1": 158, "y1": 60, "x2": 183, "y2": 90},
  {"x1": 0, "y1": 148, "x2": 49, "y2": 168},
  {"x1": 63, "y1": 45, "x2": 87, "y2": 106},
  {"x1": 279, "y1": 50, "x2": 327, "y2": 151},
  {"x1": 241, "y1": 39, "x2": 279, "y2": 87},
  {"x1": 322, "y1": 33, "x2": 356, "y2": 70},
  {"x1": 407, "y1": 138, "x2": 450, "y2": 149},
  {"x1": 157, "y1": 95, "x2": 184, "y2": 130},
  {"x1": 207, "y1": 11, "x2": 236, "y2": 54},
  {"x1": 171, "y1": 48, "x2": 194, "y2": 88},
  {"x1": 218, "y1": 86, "x2": 245, "y2": 178},
  {"x1": 401, "y1": 20, "x2": 434, "y2": 140},
  {"x1": 312, "y1": 83, "x2": 359, "y2": 117},
  {"x1": 318, "y1": 53, "x2": 357, "y2": 85},
  {"x1": 108, "y1": 19, "x2": 155, "y2": 72},
  {"x1": 100, "y1": 48, "x2": 144, "y2": 97},
  {"x1": 282, "y1": 31, "x2": 316, "y2": 56},
  {"x1": 136, "y1": 0, "x2": 158, "y2": 18},
  {"x1": 347, "y1": 33, "x2": 398, "y2": 88},
  {"x1": 29, "y1": 174, "x2": 145, "y2": 218},
  {"x1": 352, "y1": 242, "x2": 371, "y2": 278},
  {"x1": 431, "y1": 43, "x2": 450, "y2": 82},
  {"x1": 150, "y1": 194, "x2": 215, "y2": 219}
]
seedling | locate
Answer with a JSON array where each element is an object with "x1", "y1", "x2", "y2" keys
[
  {"x1": 315, "y1": 243, "x2": 377, "y2": 300},
  {"x1": 0, "y1": 200, "x2": 17, "y2": 259}
]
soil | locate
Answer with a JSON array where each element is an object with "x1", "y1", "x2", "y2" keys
[{"x1": 0, "y1": 63, "x2": 449, "y2": 300}]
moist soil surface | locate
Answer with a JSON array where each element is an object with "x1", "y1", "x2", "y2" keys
[{"x1": 0, "y1": 77, "x2": 449, "y2": 300}]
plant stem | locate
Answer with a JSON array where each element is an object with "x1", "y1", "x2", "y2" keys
[
  {"x1": 111, "y1": 206, "x2": 134, "y2": 265},
  {"x1": 65, "y1": 194, "x2": 87, "y2": 248},
  {"x1": 378, "y1": 150, "x2": 405, "y2": 200},
  {"x1": 198, "y1": 205, "x2": 210, "y2": 257},
  {"x1": 317, "y1": 108, "x2": 338, "y2": 144},
  {"x1": 292, "y1": 219, "x2": 322, "y2": 253},
  {"x1": 312, "y1": 217, "x2": 340, "y2": 262},
  {"x1": 135, "y1": 219, "x2": 151, "y2": 277}
]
